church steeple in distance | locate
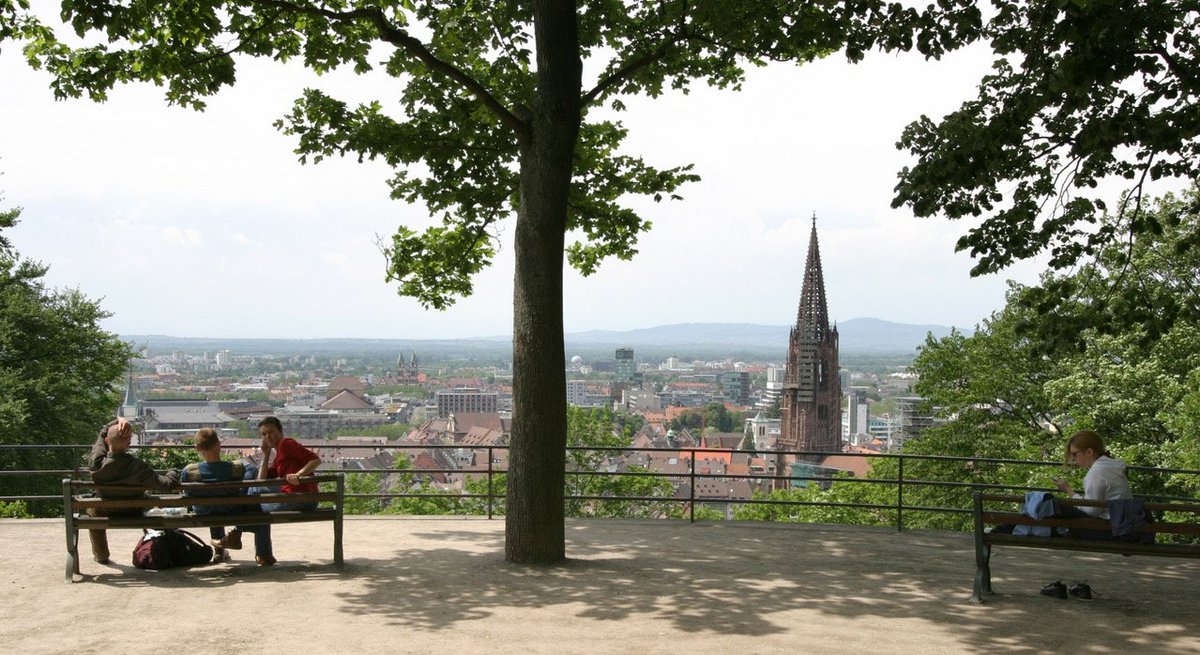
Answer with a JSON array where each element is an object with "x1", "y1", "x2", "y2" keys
[
  {"x1": 778, "y1": 214, "x2": 841, "y2": 460},
  {"x1": 795, "y1": 213, "x2": 830, "y2": 342}
]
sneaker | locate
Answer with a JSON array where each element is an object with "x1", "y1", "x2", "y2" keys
[
  {"x1": 1040, "y1": 580, "x2": 1068, "y2": 599},
  {"x1": 255, "y1": 555, "x2": 277, "y2": 567},
  {"x1": 212, "y1": 546, "x2": 229, "y2": 563},
  {"x1": 216, "y1": 529, "x2": 243, "y2": 550},
  {"x1": 1068, "y1": 581, "x2": 1093, "y2": 600}
]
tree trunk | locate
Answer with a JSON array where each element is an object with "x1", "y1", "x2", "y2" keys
[{"x1": 505, "y1": 0, "x2": 581, "y2": 564}]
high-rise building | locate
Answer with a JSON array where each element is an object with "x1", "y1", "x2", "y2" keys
[
  {"x1": 612, "y1": 347, "x2": 640, "y2": 402},
  {"x1": 614, "y1": 348, "x2": 635, "y2": 382},
  {"x1": 778, "y1": 216, "x2": 842, "y2": 457},
  {"x1": 719, "y1": 371, "x2": 751, "y2": 406},
  {"x1": 844, "y1": 386, "x2": 871, "y2": 438}
]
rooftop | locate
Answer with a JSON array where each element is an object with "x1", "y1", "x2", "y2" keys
[{"x1": 4, "y1": 518, "x2": 1198, "y2": 653}]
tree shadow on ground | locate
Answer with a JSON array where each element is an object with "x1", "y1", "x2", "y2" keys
[{"x1": 330, "y1": 520, "x2": 1200, "y2": 653}]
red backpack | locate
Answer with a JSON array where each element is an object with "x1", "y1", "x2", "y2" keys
[{"x1": 132, "y1": 529, "x2": 213, "y2": 569}]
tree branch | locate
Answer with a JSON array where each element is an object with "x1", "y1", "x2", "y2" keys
[
  {"x1": 581, "y1": 30, "x2": 691, "y2": 107},
  {"x1": 245, "y1": 0, "x2": 529, "y2": 138}
]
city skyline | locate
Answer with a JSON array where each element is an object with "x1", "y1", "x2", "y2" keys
[{"x1": 0, "y1": 41, "x2": 1064, "y2": 340}]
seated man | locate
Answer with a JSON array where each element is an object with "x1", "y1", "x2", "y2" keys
[
  {"x1": 87, "y1": 419, "x2": 181, "y2": 564},
  {"x1": 253, "y1": 416, "x2": 321, "y2": 512},
  {"x1": 180, "y1": 428, "x2": 274, "y2": 566}
]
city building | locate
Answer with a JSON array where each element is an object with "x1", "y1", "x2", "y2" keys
[
  {"x1": 892, "y1": 396, "x2": 935, "y2": 449},
  {"x1": 778, "y1": 216, "x2": 842, "y2": 458},
  {"x1": 435, "y1": 387, "x2": 499, "y2": 417},
  {"x1": 718, "y1": 371, "x2": 751, "y2": 406},
  {"x1": 844, "y1": 386, "x2": 870, "y2": 438},
  {"x1": 566, "y1": 379, "x2": 586, "y2": 406},
  {"x1": 754, "y1": 365, "x2": 785, "y2": 412},
  {"x1": 612, "y1": 347, "x2": 641, "y2": 402}
]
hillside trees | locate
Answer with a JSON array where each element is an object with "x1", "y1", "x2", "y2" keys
[
  {"x1": 0, "y1": 195, "x2": 135, "y2": 511},
  {"x1": 15, "y1": 1, "x2": 982, "y2": 562},
  {"x1": 908, "y1": 185, "x2": 1200, "y2": 500},
  {"x1": 894, "y1": 1, "x2": 1200, "y2": 349}
]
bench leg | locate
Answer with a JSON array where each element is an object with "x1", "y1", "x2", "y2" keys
[
  {"x1": 65, "y1": 527, "x2": 80, "y2": 583},
  {"x1": 334, "y1": 513, "x2": 344, "y2": 567},
  {"x1": 971, "y1": 543, "x2": 992, "y2": 603}
]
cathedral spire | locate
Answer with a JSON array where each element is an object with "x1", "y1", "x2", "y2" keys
[
  {"x1": 795, "y1": 215, "x2": 830, "y2": 341},
  {"x1": 778, "y1": 214, "x2": 841, "y2": 460}
]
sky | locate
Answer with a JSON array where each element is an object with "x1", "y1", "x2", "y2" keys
[{"x1": 0, "y1": 31, "x2": 1051, "y2": 340}]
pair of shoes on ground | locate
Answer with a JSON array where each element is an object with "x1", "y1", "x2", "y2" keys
[
  {"x1": 255, "y1": 555, "x2": 277, "y2": 567},
  {"x1": 211, "y1": 529, "x2": 243, "y2": 551},
  {"x1": 1041, "y1": 580, "x2": 1092, "y2": 600}
]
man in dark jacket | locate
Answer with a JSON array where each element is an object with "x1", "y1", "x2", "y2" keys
[{"x1": 87, "y1": 419, "x2": 180, "y2": 564}]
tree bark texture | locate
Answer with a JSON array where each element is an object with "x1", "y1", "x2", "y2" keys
[{"x1": 505, "y1": 0, "x2": 581, "y2": 564}]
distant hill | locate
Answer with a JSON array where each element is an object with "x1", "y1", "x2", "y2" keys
[
  {"x1": 124, "y1": 318, "x2": 954, "y2": 360},
  {"x1": 566, "y1": 318, "x2": 953, "y2": 353}
]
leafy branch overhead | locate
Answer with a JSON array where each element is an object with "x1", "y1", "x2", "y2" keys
[
  {"x1": 23, "y1": 0, "x2": 981, "y2": 309},
  {"x1": 894, "y1": 1, "x2": 1200, "y2": 277}
]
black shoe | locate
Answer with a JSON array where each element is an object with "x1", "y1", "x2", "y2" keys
[
  {"x1": 1068, "y1": 581, "x2": 1093, "y2": 600},
  {"x1": 1040, "y1": 580, "x2": 1068, "y2": 599}
]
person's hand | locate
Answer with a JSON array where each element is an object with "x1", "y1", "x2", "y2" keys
[
  {"x1": 115, "y1": 416, "x2": 133, "y2": 440},
  {"x1": 285, "y1": 473, "x2": 301, "y2": 486},
  {"x1": 260, "y1": 437, "x2": 272, "y2": 454},
  {"x1": 1052, "y1": 477, "x2": 1071, "y2": 494}
]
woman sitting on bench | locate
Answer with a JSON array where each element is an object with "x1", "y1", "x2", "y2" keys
[
  {"x1": 1041, "y1": 430, "x2": 1134, "y2": 599},
  {"x1": 1052, "y1": 430, "x2": 1132, "y2": 521}
]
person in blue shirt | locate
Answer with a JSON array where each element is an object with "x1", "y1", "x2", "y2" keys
[{"x1": 179, "y1": 428, "x2": 275, "y2": 565}]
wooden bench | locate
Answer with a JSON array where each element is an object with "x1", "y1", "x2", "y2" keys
[
  {"x1": 64, "y1": 473, "x2": 345, "y2": 582},
  {"x1": 971, "y1": 492, "x2": 1200, "y2": 602}
]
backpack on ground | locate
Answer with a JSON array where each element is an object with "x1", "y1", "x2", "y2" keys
[{"x1": 132, "y1": 529, "x2": 213, "y2": 569}]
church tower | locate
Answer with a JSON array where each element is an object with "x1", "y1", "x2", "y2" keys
[{"x1": 778, "y1": 216, "x2": 841, "y2": 458}]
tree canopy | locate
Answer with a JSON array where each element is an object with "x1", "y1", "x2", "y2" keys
[
  {"x1": 894, "y1": 0, "x2": 1200, "y2": 344},
  {"x1": 906, "y1": 186, "x2": 1200, "y2": 500},
  {"x1": 0, "y1": 194, "x2": 135, "y2": 512}
]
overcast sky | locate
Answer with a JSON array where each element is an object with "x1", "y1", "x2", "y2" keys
[{"x1": 0, "y1": 37, "x2": 1051, "y2": 340}]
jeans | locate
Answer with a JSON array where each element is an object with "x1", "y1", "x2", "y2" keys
[{"x1": 248, "y1": 485, "x2": 318, "y2": 512}]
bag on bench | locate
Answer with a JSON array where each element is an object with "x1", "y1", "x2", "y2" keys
[{"x1": 132, "y1": 529, "x2": 213, "y2": 569}]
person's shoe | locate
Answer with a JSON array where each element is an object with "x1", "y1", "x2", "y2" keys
[
  {"x1": 1068, "y1": 581, "x2": 1093, "y2": 600},
  {"x1": 93, "y1": 555, "x2": 110, "y2": 565},
  {"x1": 217, "y1": 529, "x2": 243, "y2": 550},
  {"x1": 1040, "y1": 580, "x2": 1068, "y2": 599},
  {"x1": 212, "y1": 546, "x2": 228, "y2": 563},
  {"x1": 255, "y1": 555, "x2": 277, "y2": 567}
]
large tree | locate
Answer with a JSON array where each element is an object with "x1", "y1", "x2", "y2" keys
[
  {"x1": 15, "y1": 1, "x2": 979, "y2": 562},
  {"x1": 893, "y1": 1, "x2": 1200, "y2": 345},
  {"x1": 0, "y1": 194, "x2": 135, "y2": 512}
]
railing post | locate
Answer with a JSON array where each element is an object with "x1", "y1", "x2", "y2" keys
[
  {"x1": 896, "y1": 455, "x2": 905, "y2": 532},
  {"x1": 689, "y1": 448, "x2": 696, "y2": 523},
  {"x1": 486, "y1": 446, "x2": 494, "y2": 520}
]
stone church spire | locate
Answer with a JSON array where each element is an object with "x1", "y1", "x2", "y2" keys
[
  {"x1": 778, "y1": 215, "x2": 841, "y2": 459},
  {"x1": 795, "y1": 214, "x2": 830, "y2": 342}
]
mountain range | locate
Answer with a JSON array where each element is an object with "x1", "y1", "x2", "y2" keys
[{"x1": 125, "y1": 318, "x2": 957, "y2": 360}]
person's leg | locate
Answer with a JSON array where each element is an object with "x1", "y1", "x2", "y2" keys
[
  {"x1": 87, "y1": 529, "x2": 110, "y2": 564},
  {"x1": 241, "y1": 524, "x2": 274, "y2": 565},
  {"x1": 85, "y1": 508, "x2": 110, "y2": 563},
  {"x1": 260, "y1": 501, "x2": 317, "y2": 512}
]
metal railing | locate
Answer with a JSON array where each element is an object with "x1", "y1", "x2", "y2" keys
[{"x1": 3, "y1": 442, "x2": 1198, "y2": 531}]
